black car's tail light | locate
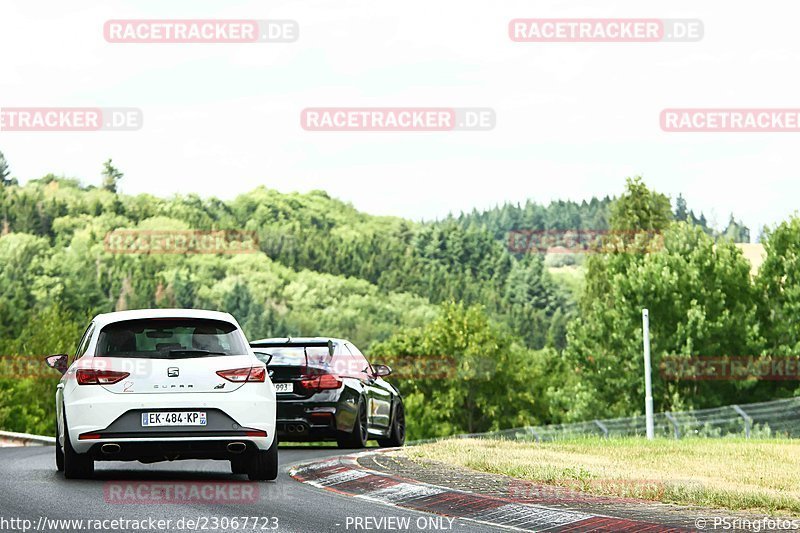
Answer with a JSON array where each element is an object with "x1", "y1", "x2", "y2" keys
[{"x1": 298, "y1": 374, "x2": 342, "y2": 391}]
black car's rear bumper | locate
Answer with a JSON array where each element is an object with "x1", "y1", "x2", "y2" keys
[
  {"x1": 276, "y1": 418, "x2": 337, "y2": 440},
  {"x1": 276, "y1": 396, "x2": 347, "y2": 440}
]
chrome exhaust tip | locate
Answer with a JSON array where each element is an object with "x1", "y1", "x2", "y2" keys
[
  {"x1": 286, "y1": 424, "x2": 295, "y2": 433},
  {"x1": 227, "y1": 442, "x2": 246, "y2": 454},
  {"x1": 101, "y1": 443, "x2": 121, "y2": 455}
]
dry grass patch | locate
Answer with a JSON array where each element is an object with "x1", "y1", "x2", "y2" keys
[{"x1": 402, "y1": 437, "x2": 800, "y2": 514}]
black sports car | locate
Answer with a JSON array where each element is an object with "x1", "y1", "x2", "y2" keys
[{"x1": 249, "y1": 337, "x2": 405, "y2": 448}]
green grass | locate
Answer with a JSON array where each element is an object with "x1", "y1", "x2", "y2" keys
[{"x1": 402, "y1": 437, "x2": 800, "y2": 515}]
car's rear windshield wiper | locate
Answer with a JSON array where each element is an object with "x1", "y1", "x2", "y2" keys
[{"x1": 168, "y1": 349, "x2": 227, "y2": 358}]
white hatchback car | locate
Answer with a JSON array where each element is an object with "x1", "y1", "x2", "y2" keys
[{"x1": 45, "y1": 309, "x2": 277, "y2": 480}]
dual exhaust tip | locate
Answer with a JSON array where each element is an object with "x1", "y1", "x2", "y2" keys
[{"x1": 284, "y1": 423, "x2": 307, "y2": 433}]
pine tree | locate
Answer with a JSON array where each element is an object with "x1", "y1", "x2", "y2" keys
[
  {"x1": 0, "y1": 150, "x2": 11, "y2": 186},
  {"x1": 101, "y1": 159, "x2": 124, "y2": 193},
  {"x1": 675, "y1": 194, "x2": 689, "y2": 221}
]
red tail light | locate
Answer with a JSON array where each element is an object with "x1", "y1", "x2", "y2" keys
[
  {"x1": 248, "y1": 367, "x2": 266, "y2": 382},
  {"x1": 78, "y1": 433, "x2": 101, "y2": 440},
  {"x1": 299, "y1": 374, "x2": 342, "y2": 392},
  {"x1": 76, "y1": 369, "x2": 130, "y2": 385},
  {"x1": 216, "y1": 367, "x2": 266, "y2": 383}
]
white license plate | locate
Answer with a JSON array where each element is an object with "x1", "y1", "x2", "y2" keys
[
  {"x1": 141, "y1": 411, "x2": 207, "y2": 427},
  {"x1": 274, "y1": 382, "x2": 293, "y2": 393}
]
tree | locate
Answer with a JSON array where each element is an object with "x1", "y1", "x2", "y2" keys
[
  {"x1": 0, "y1": 172, "x2": 778, "y2": 436},
  {"x1": 674, "y1": 194, "x2": 688, "y2": 222},
  {"x1": 609, "y1": 176, "x2": 672, "y2": 232},
  {"x1": 101, "y1": 159, "x2": 124, "y2": 193},
  {"x1": 757, "y1": 216, "x2": 800, "y2": 356},
  {"x1": 371, "y1": 302, "x2": 542, "y2": 439},
  {"x1": 722, "y1": 214, "x2": 750, "y2": 243},
  {"x1": 0, "y1": 233, "x2": 51, "y2": 340},
  {"x1": 0, "y1": 150, "x2": 12, "y2": 186},
  {"x1": 550, "y1": 180, "x2": 762, "y2": 422},
  {"x1": 503, "y1": 254, "x2": 565, "y2": 349}
]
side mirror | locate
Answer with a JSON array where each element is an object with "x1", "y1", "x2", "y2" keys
[
  {"x1": 373, "y1": 364, "x2": 392, "y2": 377},
  {"x1": 45, "y1": 354, "x2": 68, "y2": 375},
  {"x1": 253, "y1": 351, "x2": 273, "y2": 365}
]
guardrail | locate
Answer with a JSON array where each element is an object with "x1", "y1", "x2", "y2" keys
[
  {"x1": 411, "y1": 397, "x2": 800, "y2": 444},
  {"x1": 0, "y1": 430, "x2": 55, "y2": 447}
]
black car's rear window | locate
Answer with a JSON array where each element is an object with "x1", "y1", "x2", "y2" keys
[
  {"x1": 96, "y1": 318, "x2": 247, "y2": 358},
  {"x1": 257, "y1": 345, "x2": 335, "y2": 367}
]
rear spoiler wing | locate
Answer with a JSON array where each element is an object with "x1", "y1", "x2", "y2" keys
[{"x1": 250, "y1": 339, "x2": 335, "y2": 357}]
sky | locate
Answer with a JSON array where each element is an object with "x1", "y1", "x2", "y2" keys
[{"x1": 1, "y1": 0, "x2": 799, "y2": 236}]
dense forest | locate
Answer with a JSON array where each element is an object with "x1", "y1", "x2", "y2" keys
[
  {"x1": 0, "y1": 150, "x2": 795, "y2": 440},
  {"x1": 448, "y1": 192, "x2": 750, "y2": 246}
]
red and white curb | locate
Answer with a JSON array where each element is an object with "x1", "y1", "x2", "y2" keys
[{"x1": 289, "y1": 451, "x2": 691, "y2": 532}]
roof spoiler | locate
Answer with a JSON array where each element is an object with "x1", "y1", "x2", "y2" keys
[{"x1": 250, "y1": 339, "x2": 335, "y2": 357}]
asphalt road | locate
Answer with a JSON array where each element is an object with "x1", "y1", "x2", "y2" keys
[{"x1": 0, "y1": 445, "x2": 506, "y2": 533}]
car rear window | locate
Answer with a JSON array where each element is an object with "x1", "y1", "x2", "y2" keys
[
  {"x1": 261, "y1": 346, "x2": 334, "y2": 367},
  {"x1": 96, "y1": 318, "x2": 248, "y2": 358}
]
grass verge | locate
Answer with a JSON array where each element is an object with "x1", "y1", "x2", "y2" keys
[{"x1": 402, "y1": 437, "x2": 800, "y2": 515}]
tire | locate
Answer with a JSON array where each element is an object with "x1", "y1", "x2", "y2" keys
[
  {"x1": 246, "y1": 437, "x2": 278, "y2": 481},
  {"x1": 55, "y1": 427, "x2": 64, "y2": 472},
  {"x1": 377, "y1": 402, "x2": 406, "y2": 448},
  {"x1": 231, "y1": 457, "x2": 247, "y2": 475},
  {"x1": 62, "y1": 410, "x2": 94, "y2": 479},
  {"x1": 337, "y1": 398, "x2": 368, "y2": 449}
]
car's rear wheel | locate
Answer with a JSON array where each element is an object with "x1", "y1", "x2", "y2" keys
[
  {"x1": 62, "y1": 411, "x2": 94, "y2": 479},
  {"x1": 246, "y1": 437, "x2": 278, "y2": 481},
  {"x1": 231, "y1": 457, "x2": 247, "y2": 475},
  {"x1": 378, "y1": 402, "x2": 406, "y2": 448},
  {"x1": 55, "y1": 417, "x2": 64, "y2": 472},
  {"x1": 337, "y1": 398, "x2": 368, "y2": 449}
]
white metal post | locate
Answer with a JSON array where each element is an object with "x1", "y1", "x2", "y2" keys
[{"x1": 643, "y1": 309, "x2": 654, "y2": 440}]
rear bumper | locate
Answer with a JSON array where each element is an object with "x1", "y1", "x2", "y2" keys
[
  {"x1": 276, "y1": 399, "x2": 342, "y2": 440},
  {"x1": 64, "y1": 384, "x2": 275, "y2": 454},
  {"x1": 276, "y1": 418, "x2": 337, "y2": 440},
  {"x1": 85, "y1": 439, "x2": 262, "y2": 462}
]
